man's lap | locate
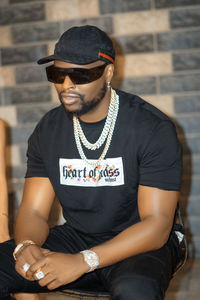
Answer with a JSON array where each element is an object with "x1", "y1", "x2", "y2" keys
[{"x1": 0, "y1": 224, "x2": 180, "y2": 298}]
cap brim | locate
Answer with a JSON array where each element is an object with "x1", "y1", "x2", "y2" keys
[
  {"x1": 37, "y1": 54, "x2": 109, "y2": 65},
  {"x1": 37, "y1": 55, "x2": 55, "y2": 65}
]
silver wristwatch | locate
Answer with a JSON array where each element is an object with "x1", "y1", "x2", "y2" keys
[{"x1": 80, "y1": 250, "x2": 99, "y2": 272}]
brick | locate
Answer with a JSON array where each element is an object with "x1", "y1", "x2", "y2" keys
[
  {"x1": 0, "y1": 91, "x2": 3, "y2": 106},
  {"x1": 186, "y1": 216, "x2": 200, "y2": 237},
  {"x1": 180, "y1": 136, "x2": 200, "y2": 155},
  {"x1": 0, "y1": 3, "x2": 45, "y2": 25},
  {"x1": 165, "y1": 291, "x2": 188, "y2": 299},
  {"x1": 19, "y1": 145, "x2": 27, "y2": 164},
  {"x1": 11, "y1": 165, "x2": 26, "y2": 179},
  {"x1": 51, "y1": 85, "x2": 60, "y2": 103},
  {"x1": 9, "y1": 184, "x2": 24, "y2": 209},
  {"x1": 189, "y1": 237, "x2": 200, "y2": 258},
  {"x1": 174, "y1": 94, "x2": 200, "y2": 113},
  {"x1": 183, "y1": 156, "x2": 200, "y2": 176},
  {"x1": 0, "y1": 105, "x2": 17, "y2": 125},
  {"x1": 176, "y1": 115, "x2": 200, "y2": 134},
  {"x1": 0, "y1": 0, "x2": 9, "y2": 6},
  {"x1": 99, "y1": 0, "x2": 151, "y2": 14},
  {"x1": 48, "y1": 42, "x2": 56, "y2": 56},
  {"x1": 144, "y1": 95, "x2": 174, "y2": 116},
  {"x1": 112, "y1": 76, "x2": 156, "y2": 95},
  {"x1": 113, "y1": 34, "x2": 154, "y2": 54},
  {"x1": 155, "y1": 0, "x2": 200, "y2": 9},
  {"x1": 116, "y1": 53, "x2": 172, "y2": 77},
  {"x1": 77, "y1": 0, "x2": 99, "y2": 18},
  {"x1": 157, "y1": 30, "x2": 200, "y2": 51},
  {"x1": 160, "y1": 74, "x2": 200, "y2": 93},
  {"x1": 11, "y1": 22, "x2": 60, "y2": 44},
  {"x1": 187, "y1": 138, "x2": 200, "y2": 155},
  {"x1": 11, "y1": 125, "x2": 34, "y2": 144},
  {"x1": 113, "y1": 10, "x2": 169, "y2": 35},
  {"x1": 192, "y1": 157, "x2": 200, "y2": 176},
  {"x1": 188, "y1": 262, "x2": 200, "y2": 289},
  {"x1": 170, "y1": 8, "x2": 200, "y2": 29},
  {"x1": 173, "y1": 52, "x2": 200, "y2": 71},
  {"x1": 46, "y1": 0, "x2": 99, "y2": 21},
  {"x1": 10, "y1": 0, "x2": 49, "y2": 2},
  {"x1": 0, "y1": 66, "x2": 15, "y2": 87},
  {"x1": 15, "y1": 66, "x2": 47, "y2": 84},
  {"x1": 62, "y1": 16, "x2": 113, "y2": 35},
  {"x1": 4, "y1": 85, "x2": 51, "y2": 105},
  {"x1": 17, "y1": 103, "x2": 55, "y2": 124},
  {"x1": 1, "y1": 45, "x2": 47, "y2": 66},
  {"x1": 0, "y1": 26, "x2": 11, "y2": 47},
  {"x1": 6, "y1": 145, "x2": 21, "y2": 166}
]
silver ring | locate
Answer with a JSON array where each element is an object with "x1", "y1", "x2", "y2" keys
[
  {"x1": 35, "y1": 270, "x2": 45, "y2": 280},
  {"x1": 23, "y1": 263, "x2": 30, "y2": 272}
]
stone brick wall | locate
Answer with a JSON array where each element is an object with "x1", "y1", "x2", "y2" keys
[{"x1": 0, "y1": 0, "x2": 200, "y2": 257}]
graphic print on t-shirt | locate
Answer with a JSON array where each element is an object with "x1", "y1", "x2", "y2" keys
[{"x1": 59, "y1": 157, "x2": 124, "y2": 187}]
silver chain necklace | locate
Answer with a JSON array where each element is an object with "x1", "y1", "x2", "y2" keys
[
  {"x1": 73, "y1": 88, "x2": 119, "y2": 167},
  {"x1": 76, "y1": 90, "x2": 116, "y2": 150}
]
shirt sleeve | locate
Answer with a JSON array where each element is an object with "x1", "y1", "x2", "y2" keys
[
  {"x1": 25, "y1": 124, "x2": 47, "y2": 178},
  {"x1": 139, "y1": 120, "x2": 182, "y2": 191}
]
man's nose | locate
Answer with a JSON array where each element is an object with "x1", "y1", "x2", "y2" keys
[{"x1": 62, "y1": 75, "x2": 76, "y2": 89}]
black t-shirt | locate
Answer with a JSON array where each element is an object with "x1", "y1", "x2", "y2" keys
[{"x1": 26, "y1": 89, "x2": 182, "y2": 237}]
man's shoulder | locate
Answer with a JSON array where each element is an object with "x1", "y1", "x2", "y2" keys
[
  {"x1": 41, "y1": 104, "x2": 63, "y2": 120},
  {"x1": 116, "y1": 89, "x2": 170, "y2": 123},
  {"x1": 37, "y1": 105, "x2": 64, "y2": 128}
]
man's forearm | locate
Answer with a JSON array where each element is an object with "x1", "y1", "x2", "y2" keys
[
  {"x1": 14, "y1": 206, "x2": 49, "y2": 246},
  {"x1": 91, "y1": 215, "x2": 171, "y2": 269}
]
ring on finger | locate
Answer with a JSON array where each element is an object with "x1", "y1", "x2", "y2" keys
[
  {"x1": 23, "y1": 263, "x2": 30, "y2": 272},
  {"x1": 35, "y1": 269, "x2": 45, "y2": 280}
]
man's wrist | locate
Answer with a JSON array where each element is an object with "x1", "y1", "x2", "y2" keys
[
  {"x1": 13, "y1": 240, "x2": 36, "y2": 260},
  {"x1": 80, "y1": 250, "x2": 99, "y2": 273}
]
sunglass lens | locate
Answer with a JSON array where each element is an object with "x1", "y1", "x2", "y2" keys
[
  {"x1": 69, "y1": 70, "x2": 91, "y2": 84},
  {"x1": 70, "y1": 65, "x2": 106, "y2": 84},
  {"x1": 46, "y1": 66, "x2": 65, "y2": 84},
  {"x1": 46, "y1": 64, "x2": 107, "y2": 84}
]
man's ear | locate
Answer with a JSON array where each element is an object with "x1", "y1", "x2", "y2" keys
[{"x1": 105, "y1": 64, "x2": 114, "y2": 83}]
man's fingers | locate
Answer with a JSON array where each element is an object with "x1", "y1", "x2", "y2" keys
[
  {"x1": 15, "y1": 261, "x2": 34, "y2": 281},
  {"x1": 27, "y1": 256, "x2": 47, "y2": 278},
  {"x1": 47, "y1": 279, "x2": 61, "y2": 290},
  {"x1": 37, "y1": 273, "x2": 54, "y2": 287},
  {"x1": 15, "y1": 262, "x2": 26, "y2": 279},
  {"x1": 15, "y1": 244, "x2": 45, "y2": 280},
  {"x1": 41, "y1": 248, "x2": 52, "y2": 256}
]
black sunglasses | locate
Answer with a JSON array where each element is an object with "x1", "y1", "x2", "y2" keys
[{"x1": 46, "y1": 63, "x2": 107, "y2": 85}]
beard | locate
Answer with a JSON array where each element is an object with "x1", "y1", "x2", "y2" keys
[{"x1": 58, "y1": 83, "x2": 107, "y2": 117}]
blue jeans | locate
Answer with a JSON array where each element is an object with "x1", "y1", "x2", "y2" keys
[{"x1": 0, "y1": 223, "x2": 183, "y2": 300}]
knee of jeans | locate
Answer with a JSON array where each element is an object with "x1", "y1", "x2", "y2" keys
[{"x1": 110, "y1": 275, "x2": 164, "y2": 300}]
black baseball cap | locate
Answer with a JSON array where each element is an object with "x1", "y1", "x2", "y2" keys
[{"x1": 37, "y1": 25, "x2": 115, "y2": 65}]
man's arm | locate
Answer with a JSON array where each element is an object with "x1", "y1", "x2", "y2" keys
[
  {"x1": 27, "y1": 184, "x2": 178, "y2": 290},
  {"x1": 14, "y1": 177, "x2": 55, "y2": 279},
  {"x1": 91, "y1": 185, "x2": 179, "y2": 267}
]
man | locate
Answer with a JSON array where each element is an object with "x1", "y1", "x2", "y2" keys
[{"x1": 0, "y1": 25, "x2": 185, "y2": 300}]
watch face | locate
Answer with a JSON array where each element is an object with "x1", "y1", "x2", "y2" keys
[{"x1": 80, "y1": 250, "x2": 99, "y2": 272}]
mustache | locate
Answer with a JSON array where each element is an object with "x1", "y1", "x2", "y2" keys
[
  {"x1": 60, "y1": 90, "x2": 82, "y2": 97},
  {"x1": 59, "y1": 91, "x2": 84, "y2": 103}
]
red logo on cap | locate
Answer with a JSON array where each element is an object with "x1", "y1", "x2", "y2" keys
[{"x1": 98, "y1": 52, "x2": 114, "y2": 63}]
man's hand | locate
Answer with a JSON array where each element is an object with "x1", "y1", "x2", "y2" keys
[
  {"x1": 15, "y1": 244, "x2": 45, "y2": 280},
  {"x1": 26, "y1": 252, "x2": 88, "y2": 290}
]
